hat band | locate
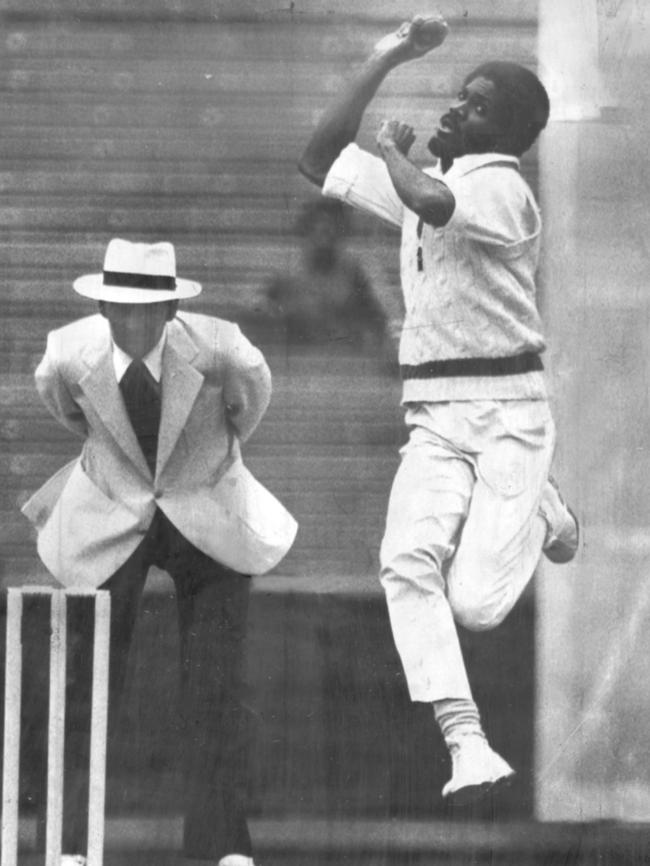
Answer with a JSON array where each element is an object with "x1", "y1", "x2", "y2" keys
[{"x1": 103, "y1": 270, "x2": 177, "y2": 291}]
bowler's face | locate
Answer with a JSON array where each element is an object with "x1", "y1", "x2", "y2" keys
[
  {"x1": 428, "y1": 76, "x2": 510, "y2": 164},
  {"x1": 100, "y1": 301, "x2": 176, "y2": 360}
]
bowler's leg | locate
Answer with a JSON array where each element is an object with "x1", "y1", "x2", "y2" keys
[
  {"x1": 379, "y1": 414, "x2": 522, "y2": 802},
  {"x1": 379, "y1": 424, "x2": 475, "y2": 702},
  {"x1": 438, "y1": 402, "x2": 559, "y2": 800},
  {"x1": 447, "y1": 401, "x2": 556, "y2": 632}
]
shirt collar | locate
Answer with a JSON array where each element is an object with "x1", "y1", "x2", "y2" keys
[
  {"x1": 111, "y1": 327, "x2": 167, "y2": 383},
  {"x1": 443, "y1": 152, "x2": 520, "y2": 178}
]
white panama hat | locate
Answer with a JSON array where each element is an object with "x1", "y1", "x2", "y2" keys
[{"x1": 73, "y1": 238, "x2": 201, "y2": 303}]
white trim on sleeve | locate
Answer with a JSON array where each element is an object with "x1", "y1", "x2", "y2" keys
[{"x1": 322, "y1": 143, "x2": 404, "y2": 229}]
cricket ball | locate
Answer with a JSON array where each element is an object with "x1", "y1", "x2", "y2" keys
[{"x1": 415, "y1": 16, "x2": 448, "y2": 49}]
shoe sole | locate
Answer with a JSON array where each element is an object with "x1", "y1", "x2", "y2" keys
[
  {"x1": 443, "y1": 771, "x2": 516, "y2": 806},
  {"x1": 544, "y1": 505, "x2": 579, "y2": 564}
]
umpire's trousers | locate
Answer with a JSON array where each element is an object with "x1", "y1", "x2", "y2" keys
[{"x1": 62, "y1": 508, "x2": 253, "y2": 860}]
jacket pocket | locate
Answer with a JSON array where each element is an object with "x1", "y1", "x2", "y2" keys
[{"x1": 22, "y1": 458, "x2": 78, "y2": 528}]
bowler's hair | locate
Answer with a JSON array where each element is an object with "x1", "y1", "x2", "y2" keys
[{"x1": 465, "y1": 61, "x2": 550, "y2": 156}]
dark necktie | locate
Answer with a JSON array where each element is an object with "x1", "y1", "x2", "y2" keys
[{"x1": 119, "y1": 359, "x2": 161, "y2": 474}]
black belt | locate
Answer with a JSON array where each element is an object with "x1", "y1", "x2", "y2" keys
[{"x1": 401, "y1": 352, "x2": 543, "y2": 380}]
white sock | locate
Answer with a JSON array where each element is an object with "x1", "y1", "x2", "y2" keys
[{"x1": 433, "y1": 697, "x2": 485, "y2": 749}]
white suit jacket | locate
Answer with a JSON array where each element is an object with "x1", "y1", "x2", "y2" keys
[{"x1": 22, "y1": 311, "x2": 297, "y2": 587}]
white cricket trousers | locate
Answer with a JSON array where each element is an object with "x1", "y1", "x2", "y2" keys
[{"x1": 380, "y1": 399, "x2": 556, "y2": 702}]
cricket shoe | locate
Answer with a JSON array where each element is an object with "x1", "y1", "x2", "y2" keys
[
  {"x1": 218, "y1": 856, "x2": 256, "y2": 866},
  {"x1": 540, "y1": 477, "x2": 579, "y2": 564},
  {"x1": 442, "y1": 735, "x2": 515, "y2": 805},
  {"x1": 60, "y1": 856, "x2": 86, "y2": 866}
]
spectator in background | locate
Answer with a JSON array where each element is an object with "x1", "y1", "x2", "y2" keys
[{"x1": 265, "y1": 198, "x2": 398, "y2": 352}]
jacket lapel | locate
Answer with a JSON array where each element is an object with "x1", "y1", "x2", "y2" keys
[
  {"x1": 156, "y1": 324, "x2": 204, "y2": 477},
  {"x1": 79, "y1": 346, "x2": 151, "y2": 478}
]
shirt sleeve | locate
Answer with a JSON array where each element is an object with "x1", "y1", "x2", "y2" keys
[
  {"x1": 34, "y1": 331, "x2": 88, "y2": 439},
  {"x1": 445, "y1": 166, "x2": 541, "y2": 256},
  {"x1": 322, "y1": 143, "x2": 404, "y2": 229}
]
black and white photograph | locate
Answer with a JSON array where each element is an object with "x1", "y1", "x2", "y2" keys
[{"x1": 1, "y1": 1, "x2": 649, "y2": 864}]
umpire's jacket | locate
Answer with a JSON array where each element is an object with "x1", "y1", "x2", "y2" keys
[{"x1": 22, "y1": 311, "x2": 297, "y2": 587}]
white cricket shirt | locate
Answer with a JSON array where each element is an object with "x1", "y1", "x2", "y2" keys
[{"x1": 323, "y1": 144, "x2": 548, "y2": 403}]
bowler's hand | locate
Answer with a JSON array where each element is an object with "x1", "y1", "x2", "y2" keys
[
  {"x1": 377, "y1": 120, "x2": 416, "y2": 156},
  {"x1": 373, "y1": 15, "x2": 448, "y2": 66}
]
